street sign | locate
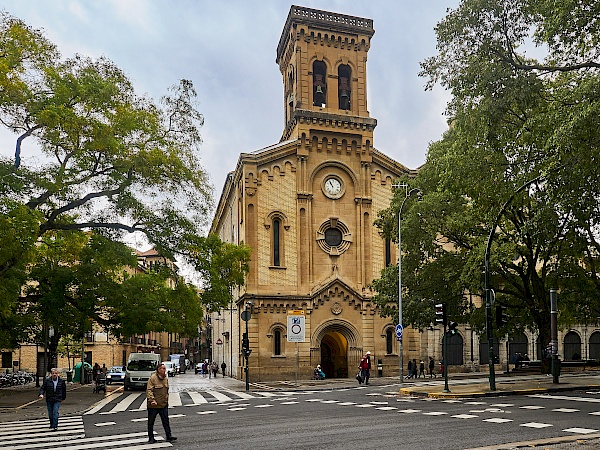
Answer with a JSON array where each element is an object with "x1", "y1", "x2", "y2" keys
[
  {"x1": 287, "y1": 310, "x2": 305, "y2": 342},
  {"x1": 216, "y1": 338, "x2": 223, "y2": 345},
  {"x1": 395, "y1": 324, "x2": 403, "y2": 339},
  {"x1": 241, "y1": 310, "x2": 251, "y2": 322}
]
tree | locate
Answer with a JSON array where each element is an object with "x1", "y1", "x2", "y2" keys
[
  {"x1": 0, "y1": 14, "x2": 249, "y2": 347},
  {"x1": 373, "y1": 0, "x2": 600, "y2": 348}
]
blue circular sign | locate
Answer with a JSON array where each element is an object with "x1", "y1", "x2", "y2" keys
[{"x1": 395, "y1": 324, "x2": 403, "y2": 338}]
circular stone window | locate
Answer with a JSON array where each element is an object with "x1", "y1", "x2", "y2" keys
[{"x1": 316, "y1": 218, "x2": 352, "y2": 255}]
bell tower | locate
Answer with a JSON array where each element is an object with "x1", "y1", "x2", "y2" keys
[{"x1": 276, "y1": 5, "x2": 377, "y2": 145}]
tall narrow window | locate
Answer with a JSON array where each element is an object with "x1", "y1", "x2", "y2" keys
[
  {"x1": 313, "y1": 60, "x2": 327, "y2": 107},
  {"x1": 386, "y1": 329, "x2": 393, "y2": 354},
  {"x1": 385, "y1": 238, "x2": 391, "y2": 267},
  {"x1": 274, "y1": 330, "x2": 281, "y2": 355},
  {"x1": 273, "y1": 219, "x2": 281, "y2": 266},
  {"x1": 338, "y1": 64, "x2": 351, "y2": 110}
]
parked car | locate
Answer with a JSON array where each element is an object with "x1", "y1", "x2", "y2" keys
[
  {"x1": 106, "y1": 366, "x2": 126, "y2": 384},
  {"x1": 162, "y1": 361, "x2": 176, "y2": 377},
  {"x1": 195, "y1": 362, "x2": 202, "y2": 374}
]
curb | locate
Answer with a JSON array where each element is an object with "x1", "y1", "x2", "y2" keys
[{"x1": 399, "y1": 384, "x2": 600, "y2": 399}]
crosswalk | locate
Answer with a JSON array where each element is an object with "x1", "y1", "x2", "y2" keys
[
  {"x1": 0, "y1": 416, "x2": 172, "y2": 449},
  {"x1": 85, "y1": 388, "x2": 285, "y2": 415}
]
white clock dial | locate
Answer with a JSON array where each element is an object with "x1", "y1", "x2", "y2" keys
[{"x1": 325, "y1": 178, "x2": 341, "y2": 195}]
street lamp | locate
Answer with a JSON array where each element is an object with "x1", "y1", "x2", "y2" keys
[
  {"x1": 393, "y1": 183, "x2": 421, "y2": 383},
  {"x1": 241, "y1": 295, "x2": 254, "y2": 392}
]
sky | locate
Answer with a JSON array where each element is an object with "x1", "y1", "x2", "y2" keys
[{"x1": 1, "y1": 0, "x2": 461, "y2": 189}]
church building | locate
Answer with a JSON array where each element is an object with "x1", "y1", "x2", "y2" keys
[{"x1": 210, "y1": 5, "x2": 414, "y2": 381}]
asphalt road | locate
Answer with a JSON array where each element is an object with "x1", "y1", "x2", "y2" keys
[{"x1": 3, "y1": 373, "x2": 600, "y2": 449}]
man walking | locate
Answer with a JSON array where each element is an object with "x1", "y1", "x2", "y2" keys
[
  {"x1": 39, "y1": 368, "x2": 67, "y2": 430},
  {"x1": 359, "y1": 351, "x2": 372, "y2": 385},
  {"x1": 221, "y1": 361, "x2": 227, "y2": 377},
  {"x1": 146, "y1": 363, "x2": 177, "y2": 444}
]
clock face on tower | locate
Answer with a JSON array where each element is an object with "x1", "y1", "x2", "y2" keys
[{"x1": 323, "y1": 176, "x2": 344, "y2": 199}]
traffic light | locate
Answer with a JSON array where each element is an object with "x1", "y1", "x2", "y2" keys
[
  {"x1": 242, "y1": 332, "x2": 249, "y2": 352},
  {"x1": 435, "y1": 303, "x2": 446, "y2": 326},
  {"x1": 448, "y1": 321, "x2": 458, "y2": 335},
  {"x1": 495, "y1": 304, "x2": 508, "y2": 327}
]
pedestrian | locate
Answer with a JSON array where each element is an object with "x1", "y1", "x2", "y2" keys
[
  {"x1": 202, "y1": 360, "x2": 208, "y2": 377},
  {"x1": 211, "y1": 361, "x2": 218, "y2": 378},
  {"x1": 146, "y1": 363, "x2": 177, "y2": 444},
  {"x1": 221, "y1": 361, "x2": 227, "y2": 377},
  {"x1": 93, "y1": 362, "x2": 100, "y2": 381},
  {"x1": 406, "y1": 359, "x2": 413, "y2": 379},
  {"x1": 418, "y1": 360, "x2": 425, "y2": 379},
  {"x1": 101, "y1": 363, "x2": 108, "y2": 377},
  {"x1": 358, "y1": 351, "x2": 371, "y2": 385},
  {"x1": 412, "y1": 359, "x2": 418, "y2": 379},
  {"x1": 38, "y1": 368, "x2": 67, "y2": 431},
  {"x1": 428, "y1": 356, "x2": 435, "y2": 378}
]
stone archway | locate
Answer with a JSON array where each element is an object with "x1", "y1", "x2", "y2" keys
[
  {"x1": 311, "y1": 319, "x2": 361, "y2": 379},
  {"x1": 320, "y1": 331, "x2": 348, "y2": 378}
]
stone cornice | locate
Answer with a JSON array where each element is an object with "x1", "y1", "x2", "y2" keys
[
  {"x1": 281, "y1": 109, "x2": 377, "y2": 141},
  {"x1": 277, "y1": 5, "x2": 374, "y2": 64}
]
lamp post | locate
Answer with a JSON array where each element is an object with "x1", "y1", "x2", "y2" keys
[
  {"x1": 241, "y1": 295, "x2": 254, "y2": 392},
  {"x1": 393, "y1": 183, "x2": 421, "y2": 383}
]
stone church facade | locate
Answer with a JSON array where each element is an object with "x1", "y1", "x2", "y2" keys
[{"x1": 210, "y1": 6, "x2": 414, "y2": 381}]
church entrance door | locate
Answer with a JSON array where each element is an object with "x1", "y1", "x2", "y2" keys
[{"x1": 320, "y1": 331, "x2": 348, "y2": 378}]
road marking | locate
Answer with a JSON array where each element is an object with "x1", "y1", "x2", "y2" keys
[
  {"x1": 552, "y1": 408, "x2": 579, "y2": 413},
  {"x1": 280, "y1": 401, "x2": 299, "y2": 405},
  {"x1": 95, "y1": 422, "x2": 116, "y2": 427},
  {"x1": 197, "y1": 411, "x2": 217, "y2": 415},
  {"x1": 563, "y1": 428, "x2": 599, "y2": 434},
  {"x1": 520, "y1": 422, "x2": 553, "y2": 428},
  {"x1": 483, "y1": 418, "x2": 513, "y2": 423},
  {"x1": 227, "y1": 407, "x2": 246, "y2": 411},
  {"x1": 376, "y1": 407, "x2": 397, "y2": 411},
  {"x1": 398, "y1": 409, "x2": 422, "y2": 413},
  {"x1": 168, "y1": 392, "x2": 182, "y2": 407},
  {"x1": 254, "y1": 404, "x2": 273, "y2": 408},
  {"x1": 451, "y1": 414, "x2": 478, "y2": 419},
  {"x1": 589, "y1": 411, "x2": 600, "y2": 415},
  {"x1": 529, "y1": 394, "x2": 600, "y2": 403},
  {"x1": 355, "y1": 404, "x2": 375, "y2": 408},
  {"x1": 519, "y1": 405, "x2": 545, "y2": 410},
  {"x1": 84, "y1": 392, "x2": 124, "y2": 415},
  {"x1": 131, "y1": 418, "x2": 148, "y2": 422},
  {"x1": 337, "y1": 402, "x2": 357, "y2": 406},
  {"x1": 205, "y1": 390, "x2": 234, "y2": 402},
  {"x1": 422, "y1": 411, "x2": 447, "y2": 416},
  {"x1": 490, "y1": 403, "x2": 513, "y2": 407},
  {"x1": 101, "y1": 393, "x2": 142, "y2": 414},
  {"x1": 464, "y1": 401, "x2": 486, "y2": 405},
  {"x1": 187, "y1": 391, "x2": 208, "y2": 404}
]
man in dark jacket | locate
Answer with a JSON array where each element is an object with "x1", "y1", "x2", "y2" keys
[{"x1": 38, "y1": 368, "x2": 67, "y2": 430}]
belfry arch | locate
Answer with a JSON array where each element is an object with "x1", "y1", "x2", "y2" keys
[{"x1": 311, "y1": 319, "x2": 362, "y2": 379}]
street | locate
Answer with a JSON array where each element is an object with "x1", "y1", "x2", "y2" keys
[{"x1": 2, "y1": 372, "x2": 600, "y2": 449}]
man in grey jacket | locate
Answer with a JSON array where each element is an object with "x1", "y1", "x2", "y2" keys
[{"x1": 38, "y1": 368, "x2": 67, "y2": 430}]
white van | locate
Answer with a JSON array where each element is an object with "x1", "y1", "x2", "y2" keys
[
  {"x1": 162, "y1": 361, "x2": 176, "y2": 377},
  {"x1": 124, "y1": 352, "x2": 161, "y2": 391}
]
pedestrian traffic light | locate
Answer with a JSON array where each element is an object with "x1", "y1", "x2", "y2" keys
[
  {"x1": 448, "y1": 321, "x2": 458, "y2": 335},
  {"x1": 495, "y1": 304, "x2": 508, "y2": 327},
  {"x1": 242, "y1": 332, "x2": 249, "y2": 352},
  {"x1": 435, "y1": 303, "x2": 446, "y2": 326}
]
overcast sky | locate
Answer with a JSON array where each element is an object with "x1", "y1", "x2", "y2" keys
[{"x1": 2, "y1": 0, "x2": 460, "y2": 197}]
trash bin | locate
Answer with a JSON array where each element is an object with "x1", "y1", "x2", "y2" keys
[
  {"x1": 377, "y1": 359, "x2": 383, "y2": 377},
  {"x1": 84, "y1": 368, "x2": 93, "y2": 384},
  {"x1": 66, "y1": 370, "x2": 73, "y2": 383}
]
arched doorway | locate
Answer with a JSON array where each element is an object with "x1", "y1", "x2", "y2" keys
[
  {"x1": 320, "y1": 331, "x2": 348, "y2": 378},
  {"x1": 564, "y1": 331, "x2": 582, "y2": 360}
]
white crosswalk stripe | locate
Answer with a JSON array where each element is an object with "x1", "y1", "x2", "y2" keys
[
  {"x1": 0, "y1": 417, "x2": 172, "y2": 449},
  {"x1": 84, "y1": 388, "x2": 263, "y2": 415}
]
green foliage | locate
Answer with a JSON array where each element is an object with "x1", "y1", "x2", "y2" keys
[
  {"x1": 373, "y1": 0, "x2": 599, "y2": 345},
  {"x1": 0, "y1": 13, "x2": 250, "y2": 348}
]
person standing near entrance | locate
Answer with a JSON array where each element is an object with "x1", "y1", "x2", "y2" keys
[
  {"x1": 39, "y1": 368, "x2": 67, "y2": 430},
  {"x1": 146, "y1": 363, "x2": 177, "y2": 444},
  {"x1": 428, "y1": 356, "x2": 435, "y2": 378},
  {"x1": 359, "y1": 351, "x2": 372, "y2": 385},
  {"x1": 221, "y1": 361, "x2": 227, "y2": 377}
]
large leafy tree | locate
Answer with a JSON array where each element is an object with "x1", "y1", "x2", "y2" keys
[
  {"x1": 373, "y1": 0, "x2": 600, "y2": 349},
  {"x1": 0, "y1": 14, "x2": 250, "y2": 347}
]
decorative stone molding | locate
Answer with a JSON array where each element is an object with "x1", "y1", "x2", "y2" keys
[{"x1": 331, "y1": 302, "x2": 342, "y2": 315}]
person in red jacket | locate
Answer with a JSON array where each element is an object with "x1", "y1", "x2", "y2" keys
[{"x1": 358, "y1": 351, "x2": 372, "y2": 385}]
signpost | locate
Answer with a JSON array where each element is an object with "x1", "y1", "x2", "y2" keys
[
  {"x1": 287, "y1": 310, "x2": 305, "y2": 384},
  {"x1": 395, "y1": 324, "x2": 403, "y2": 341}
]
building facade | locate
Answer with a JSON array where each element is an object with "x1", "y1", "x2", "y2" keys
[{"x1": 210, "y1": 5, "x2": 413, "y2": 381}]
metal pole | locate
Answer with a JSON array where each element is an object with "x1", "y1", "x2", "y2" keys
[
  {"x1": 245, "y1": 310, "x2": 249, "y2": 392},
  {"x1": 550, "y1": 288, "x2": 559, "y2": 384},
  {"x1": 393, "y1": 184, "x2": 421, "y2": 383},
  {"x1": 443, "y1": 324, "x2": 450, "y2": 393}
]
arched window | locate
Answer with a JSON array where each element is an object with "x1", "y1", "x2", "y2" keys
[
  {"x1": 564, "y1": 331, "x2": 582, "y2": 360},
  {"x1": 273, "y1": 218, "x2": 281, "y2": 267},
  {"x1": 444, "y1": 333, "x2": 464, "y2": 365},
  {"x1": 313, "y1": 60, "x2": 327, "y2": 107},
  {"x1": 338, "y1": 64, "x2": 351, "y2": 110},
  {"x1": 274, "y1": 329, "x2": 282, "y2": 356},
  {"x1": 589, "y1": 332, "x2": 600, "y2": 361},
  {"x1": 479, "y1": 335, "x2": 499, "y2": 365},
  {"x1": 386, "y1": 329, "x2": 393, "y2": 354},
  {"x1": 508, "y1": 332, "x2": 529, "y2": 359}
]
